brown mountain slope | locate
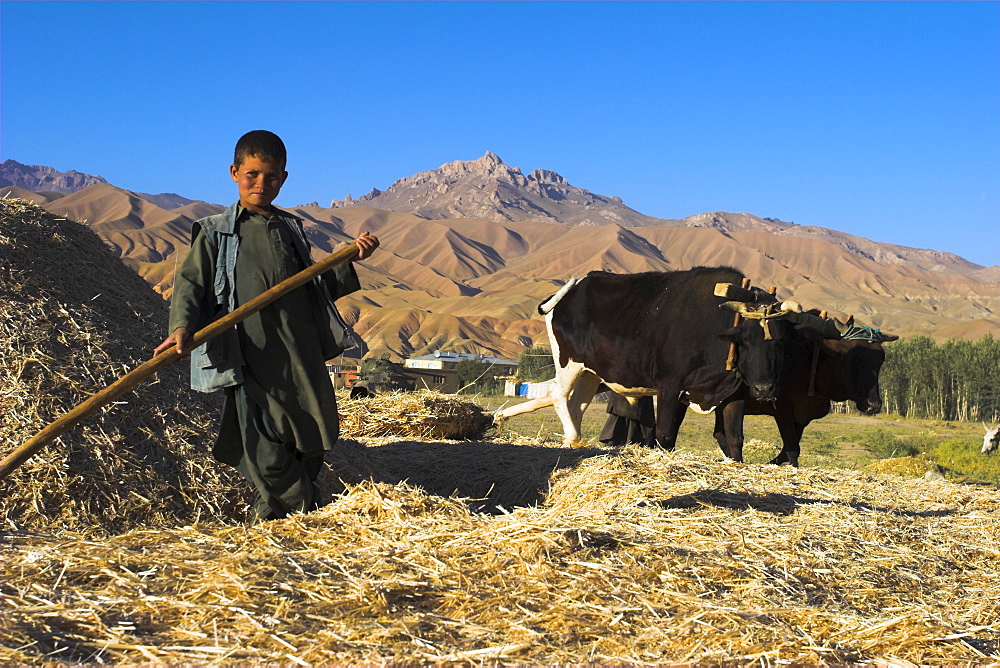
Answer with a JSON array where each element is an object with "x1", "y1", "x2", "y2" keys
[
  {"x1": 172, "y1": 200, "x2": 226, "y2": 220},
  {"x1": 134, "y1": 192, "x2": 202, "y2": 210},
  {"x1": 34, "y1": 184, "x2": 225, "y2": 296},
  {"x1": 975, "y1": 266, "x2": 1000, "y2": 282},
  {"x1": 932, "y1": 318, "x2": 1000, "y2": 341},
  {"x1": 769, "y1": 223, "x2": 985, "y2": 277},
  {"x1": 6, "y1": 167, "x2": 998, "y2": 360},
  {"x1": 0, "y1": 185, "x2": 66, "y2": 205}
]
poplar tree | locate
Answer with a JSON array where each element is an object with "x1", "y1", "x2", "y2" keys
[{"x1": 878, "y1": 334, "x2": 1000, "y2": 422}]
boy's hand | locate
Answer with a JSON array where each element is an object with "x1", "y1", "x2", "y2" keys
[
  {"x1": 154, "y1": 327, "x2": 192, "y2": 358},
  {"x1": 353, "y1": 231, "x2": 380, "y2": 261}
]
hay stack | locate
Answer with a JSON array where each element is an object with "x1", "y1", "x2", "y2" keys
[
  {"x1": 338, "y1": 390, "x2": 493, "y2": 440},
  {"x1": 0, "y1": 198, "x2": 249, "y2": 532}
]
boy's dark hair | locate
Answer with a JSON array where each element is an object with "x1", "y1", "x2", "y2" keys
[{"x1": 234, "y1": 130, "x2": 287, "y2": 169}]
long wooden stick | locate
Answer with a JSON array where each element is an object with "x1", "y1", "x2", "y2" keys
[{"x1": 0, "y1": 242, "x2": 360, "y2": 480}]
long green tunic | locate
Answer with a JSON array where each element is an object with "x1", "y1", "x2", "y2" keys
[
  {"x1": 223, "y1": 211, "x2": 341, "y2": 459},
  {"x1": 169, "y1": 207, "x2": 356, "y2": 519}
]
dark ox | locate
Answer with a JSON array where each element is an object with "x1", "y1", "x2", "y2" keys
[
  {"x1": 708, "y1": 319, "x2": 897, "y2": 466},
  {"x1": 536, "y1": 267, "x2": 799, "y2": 449}
]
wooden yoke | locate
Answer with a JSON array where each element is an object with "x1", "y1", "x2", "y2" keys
[
  {"x1": 807, "y1": 310, "x2": 829, "y2": 397},
  {"x1": 762, "y1": 285, "x2": 778, "y2": 339},
  {"x1": 724, "y1": 278, "x2": 752, "y2": 370},
  {"x1": 0, "y1": 242, "x2": 361, "y2": 481}
]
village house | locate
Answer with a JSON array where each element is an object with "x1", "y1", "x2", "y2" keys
[{"x1": 403, "y1": 350, "x2": 518, "y2": 374}]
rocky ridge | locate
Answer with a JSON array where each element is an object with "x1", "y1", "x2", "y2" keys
[
  {"x1": 330, "y1": 152, "x2": 668, "y2": 227},
  {"x1": 327, "y1": 153, "x2": 986, "y2": 278},
  {"x1": 0, "y1": 159, "x2": 109, "y2": 193}
]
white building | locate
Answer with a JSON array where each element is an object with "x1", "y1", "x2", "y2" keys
[{"x1": 404, "y1": 350, "x2": 518, "y2": 374}]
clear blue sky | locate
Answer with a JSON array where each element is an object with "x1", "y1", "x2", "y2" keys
[{"x1": 2, "y1": 1, "x2": 997, "y2": 266}]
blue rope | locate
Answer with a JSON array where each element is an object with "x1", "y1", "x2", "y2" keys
[{"x1": 841, "y1": 324, "x2": 888, "y2": 343}]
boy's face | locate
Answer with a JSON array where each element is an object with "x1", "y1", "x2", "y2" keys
[{"x1": 230, "y1": 155, "x2": 287, "y2": 214}]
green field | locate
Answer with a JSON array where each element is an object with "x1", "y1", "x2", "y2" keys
[{"x1": 479, "y1": 395, "x2": 1000, "y2": 485}]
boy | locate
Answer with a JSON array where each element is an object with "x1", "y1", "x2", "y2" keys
[{"x1": 154, "y1": 130, "x2": 379, "y2": 521}]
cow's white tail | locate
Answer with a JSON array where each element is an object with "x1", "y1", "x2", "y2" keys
[
  {"x1": 495, "y1": 395, "x2": 556, "y2": 420},
  {"x1": 539, "y1": 277, "x2": 580, "y2": 315}
]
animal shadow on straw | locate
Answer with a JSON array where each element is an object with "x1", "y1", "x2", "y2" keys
[
  {"x1": 325, "y1": 438, "x2": 611, "y2": 514},
  {"x1": 656, "y1": 489, "x2": 956, "y2": 519}
]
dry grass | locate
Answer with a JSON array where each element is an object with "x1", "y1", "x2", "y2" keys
[
  {"x1": 3, "y1": 445, "x2": 999, "y2": 665},
  {"x1": 3, "y1": 198, "x2": 1000, "y2": 665}
]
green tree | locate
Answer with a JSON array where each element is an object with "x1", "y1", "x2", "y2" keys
[
  {"x1": 456, "y1": 359, "x2": 503, "y2": 395},
  {"x1": 878, "y1": 334, "x2": 1000, "y2": 422},
  {"x1": 516, "y1": 346, "x2": 555, "y2": 381}
]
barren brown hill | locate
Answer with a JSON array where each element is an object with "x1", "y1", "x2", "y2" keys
[
  {"x1": 134, "y1": 192, "x2": 203, "y2": 210},
  {"x1": 329, "y1": 153, "x2": 992, "y2": 280},
  {"x1": 17, "y1": 183, "x2": 226, "y2": 297},
  {"x1": 0, "y1": 184, "x2": 66, "y2": 205},
  {"x1": 4, "y1": 159, "x2": 998, "y2": 360},
  {"x1": 974, "y1": 265, "x2": 1000, "y2": 283}
]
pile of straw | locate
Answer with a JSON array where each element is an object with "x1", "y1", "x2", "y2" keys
[
  {"x1": 0, "y1": 198, "x2": 248, "y2": 531},
  {"x1": 338, "y1": 390, "x2": 493, "y2": 440},
  {"x1": 865, "y1": 455, "x2": 944, "y2": 479},
  {"x1": 2, "y1": 446, "x2": 998, "y2": 664}
]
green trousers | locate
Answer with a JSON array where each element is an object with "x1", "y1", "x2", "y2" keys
[{"x1": 217, "y1": 385, "x2": 324, "y2": 521}]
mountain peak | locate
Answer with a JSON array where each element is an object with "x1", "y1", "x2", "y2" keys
[
  {"x1": 329, "y1": 152, "x2": 663, "y2": 227},
  {"x1": 433, "y1": 152, "x2": 524, "y2": 183},
  {"x1": 477, "y1": 151, "x2": 504, "y2": 166}
]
